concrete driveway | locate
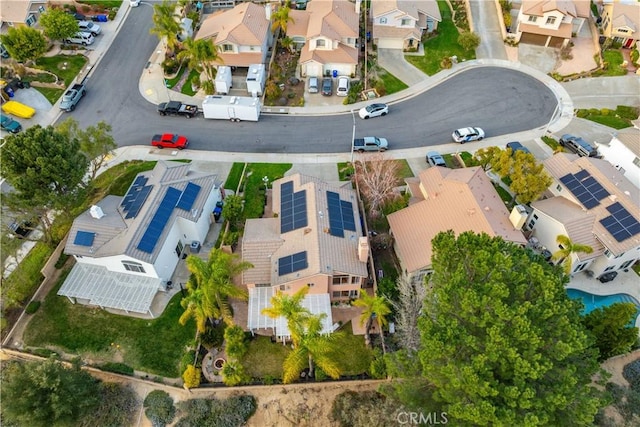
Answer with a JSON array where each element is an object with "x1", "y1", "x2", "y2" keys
[{"x1": 377, "y1": 48, "x2": 426, "y2": 86}]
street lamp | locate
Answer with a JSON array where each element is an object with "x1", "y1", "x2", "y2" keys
[{"x1": 543, "y1": 97, "x2": 561, "y2": 135}]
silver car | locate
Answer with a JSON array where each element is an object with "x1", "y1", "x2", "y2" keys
[
  {"x1": 308, "y1": 77, "x2": 318, "y2": 93},
  {"x1": 426, "y1": 151, "x2": 446, "y2": 167}
]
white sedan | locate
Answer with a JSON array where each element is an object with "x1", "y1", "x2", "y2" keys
[
  {"x1": 452, "y1": 127, "x2": 485, "y2": 143},
  {"x1": 358, "y1": 103, "x2": 389, "y2": 119}
]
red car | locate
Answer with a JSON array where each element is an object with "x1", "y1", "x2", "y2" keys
[{"x1": 151, "y1": 133, "x2": 188, "y2": 149}]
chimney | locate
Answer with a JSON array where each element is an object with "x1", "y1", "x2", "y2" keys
[
  {"x1": 355, "y1": 0, "x2": 361, "y2": 15},
  {"x1": 357, "y1": 236, "x2": 369, "y2": 262},
  {"x1": 509, "y1": 205, "x2": 528, "y2": 230},
  {"x1": 265, "y1": 4, "x2": 271, "y2": 21},
  {"x1": 90, "y1": 205, "x2": 105, "y2": 219}
]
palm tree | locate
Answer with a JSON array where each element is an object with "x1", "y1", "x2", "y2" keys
[
  {"x1": 184, "y1": 249, "x2": 252, "y2": 326},
  {"x1": 262, "y1": 287, "x2": 312, "y2": 344},
  {"x1": 176, "y1": 38, "x2": 222, "y2": 88},
  {"x1": 179, "y1": 274, "x2": 216, "y2": 333},
  {"x1": 271, "y1": 4, "x2": 294, "y2": 35},
  {"x1": 353, "y1": 289, "x2": 391, "y2": 354},
  {"x1": 150, "y1": 0, "x2": 182, "y2": 55},
  {"x1": 282, "y1": 314, "x2": 344, "y2": 383},
  {"x1": 552, "y1": 234, "x2": 594, "y2": 274}
]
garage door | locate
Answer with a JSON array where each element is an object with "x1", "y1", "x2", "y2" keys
[
  {"x1": 376, "y1": 38, "x2": 403, "y2": 49},
  {"x1": 548, "y1": 36, "x2": 564, "y2": 48},
  {"x1": 305, "y1": 63, "x2": 320, "y2": 78},
  {"x1": 520, "y1": 32, "x2": 547, "y2": 46}
]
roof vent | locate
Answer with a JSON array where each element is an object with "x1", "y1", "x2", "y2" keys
[
  {"x1": 467, "y1": 208, "x2": 476, "y2": 216},
  {"x1": 304, "y1": 228, "x2": 312, "y2": 234},
  {"x1": 90, "y1": 205, "x2": 105, "y2": 219}
]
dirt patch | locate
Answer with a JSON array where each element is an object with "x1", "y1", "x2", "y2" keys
[
  {"x1": 601, "y1": 350, "x2": 640, "y2": 388},
  {"x1": 265, "y1": 49, "x2": 305, "y2": 107}
]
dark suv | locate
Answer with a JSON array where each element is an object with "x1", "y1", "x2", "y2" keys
[
  {"x1": 321, "y1": 78, "x2": 332, "y2": 96},
  {"x1": 559, "y1": 134, "x2": 597, "y2": 157}
]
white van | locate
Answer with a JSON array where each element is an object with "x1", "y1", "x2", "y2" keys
[{"x1": 64, "y1": 32, "x2": 95, "y2": 46}]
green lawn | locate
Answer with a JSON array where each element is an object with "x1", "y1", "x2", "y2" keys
[
  {"x1": 376, "y1": 68, "x2": 409, "y2": 94},
  {"x1": 405, "y1": 1, "x2": 476, "y2": 76},
  {"x1": 34, "y1": 87, "x2": 65, "y2": 105},
  {"x1": 575, "y1": 106, "x2": 639, "y2": 130},
  {"x1": 1, "y1": 243, "x2": 53, "y2": 309},
  {"x1": 591, "y1": 50, "x2": 628, "y2": 77},
  {"x1": 24, "y1": 277, "x2": 195, "y2": 378},
  {"x1": 181, "y1": 69, "x2": 200, "y2": 96},
  {"x1": 224, "y1": 163, "x2": 245, "y2": 192},
  {"x1": 241, "y1": 163, "x2": 292, "y2": 219},
  {"x1": 542, "y1": 135, "x2": 560, "y2": 151},
  {"x1": 34, "y1": 55, "x2": 88, "y2": 86}
]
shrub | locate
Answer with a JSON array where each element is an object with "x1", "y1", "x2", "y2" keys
[
  {"x1": 440, "y1": 56, "x2": 453, "y2": 69},
  {"x1": 29, "y1": 348, "x2": 59, "y2": 358},
  {"x1": 630, "y1": 49, "x2": 639, "y2": 65},
  {"x1": 144, "y1": 390, "x2": 175, "y2": 427},
  {"x1": 368, "y1": 349, "x2": 387, "y2": 379},
  {"x1": 25, "y1": 300, "x2": 41, "y2": 314},
  {"x1": 221, "y1": 360, "x2": 249, "y2": 386},
  {"x1": 224, "y1": 325, "x2": 248, "y2": 360},
  {"x1": 179, "y1": 350, "x2": 197, "y2": 374},
  {"x1": 162, "y1": 58, "x2": 179, "y2": 75},
  {"x1": 623, "y1": 359, "x2": 640, "y2": 391},
  {"x1": 331, "y1": 390, "x2": 399, "y2": 426},
  {"x1": 616, "y1": 105, "x2": 640, "y2": 120},
  {"x1": 100, "y1": 362, "x2": 134, "y2": 376},
  {"x1": 201, "y1": 323, "x2": 225, "y2": 348},
  {"x1": 55, "y1": 253, "x2": 69, "y2": 269},
  {"x1": 182, "y1": 364, "x2": 201, "y2": 389}
]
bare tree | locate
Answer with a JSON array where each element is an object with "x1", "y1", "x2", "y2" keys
[
  {"x1": 353, "y1": 153, "x2": 402, "y2": 219},
  {"x1": 391, "y1": 274, "x2": 427, "y2": 353}
]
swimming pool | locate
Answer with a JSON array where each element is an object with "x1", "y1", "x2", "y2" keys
[{"x1": 566, "y1": 289, "x2": 640, "y2": 322}]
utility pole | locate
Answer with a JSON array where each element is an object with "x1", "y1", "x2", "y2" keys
[{"x1": 363, "y1": 0, "x2": 368, "y2": 91}]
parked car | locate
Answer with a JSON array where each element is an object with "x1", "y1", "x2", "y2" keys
[
  {"x1": 78, "y1": 20, "x2": 101, "y2": 36},
  {"x1": 358, "y1": 103, "x2": 389, "y2": 119},
  {"x1": 452, "y1": 127, "x2": 485, "y2": 143},
  {"x1": 426, "y1": 151, "x2": 446, "y2": 167},
  {"x1": 151, "y1": 133, "x2": 189, "y2": 149},
  {"x1": 130, "y1": 0, "x2": 141, "y2": 7},
  {"x1": 0, "y1": 113, "x2": 22, "y2": 133},
  {"x1": 336, "y1": 76, "x2": 350, "y2": 97},
  {"x1": 506, "y1": 141, "x2": 531, "y2": 155},
  {"x1": 1, "y1": 100, "x2": 36, "y2": 119},
  {"x1": 321, "y1": 78, "x2": 332, "y2": 96},
  {"x1": 64, "y1": 32, "x2": 94, "y2": 46},
  {"x1": 559, "y1": 134, "x2": 598, "y2": 157},
  {"x1": 7, "y1": 219, "x2": 35, "y2": 238},
  {"x1": 308, "y1": 76, "x2": 319, "y2": 93},
  {"x1": 598, "y1": 271, "x2": 618, "y2": 283}
]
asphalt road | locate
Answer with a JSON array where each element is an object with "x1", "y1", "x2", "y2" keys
[{"x1": 63, "y1": 4, "x2": 557, "y2": 154}]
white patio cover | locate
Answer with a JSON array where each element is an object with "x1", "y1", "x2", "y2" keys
[
  {"x1": 248, "y1": 287, "x2": 333, "y2": 339},
  {"x1": 58, "y1": 263, "x2": 161, "y2": 315}
]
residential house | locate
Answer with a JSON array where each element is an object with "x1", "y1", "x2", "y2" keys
[
  {"x1": 600, "y1": 0, "x2": 640, "y2": 48},
  {"x1": 195, "y1": 2, "x2": 273, "y2": 68},
  {"x1": 59, "y1": 161, "x2": 223, "y2": 316},
  {"x1": 597, "y1": 126, "x2": 640, "y2": 188},
  {"x1": 0, "y1": 0, "x2": 49, "y2": 32},
  {"x1": 515, "y1": 0, "x2": 590, "y2": 47},
  {"x1": 527, "y1": 153, "x2": 640, "y2": 278},
  {"x1": 388, "y1": 167, "x2": 527, "y2": 284},
  {"x1": 287, "y1": 0, "x2": 359, "y2": 78},
  {"x1": 243, "y1": 173, "x2": 369, "y2": 340},
  {"x1": 371, "y1": 0, "x2": 441, "y2": 50}
]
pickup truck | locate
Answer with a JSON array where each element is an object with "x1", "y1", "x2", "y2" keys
[
  {"x1": 157, "y1": 101, "x2": 198, "y2": 118},
  {"x1": 151, "y1": 133, "x2": 189, "y2": 150},
  {"x1": 59, "y1": 83, "x2": 86, "y2": 112},
  {"x1": 353, "y1": 136, "x2": 388, "y2": 152},
  {"x1": 0, "y1": 113, "x2": 22, "y2": 133}
]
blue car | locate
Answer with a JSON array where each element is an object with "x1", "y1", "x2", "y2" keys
[{"x1": 0, "y1": 113, "x2": 22, "y2": 133}]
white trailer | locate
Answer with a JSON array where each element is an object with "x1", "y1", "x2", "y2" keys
[
  {"x1": 246, "y1": 63, "x2": 265, "y2": 97},
  {"x1": 214, "y1": 66, "x2": 233, "y2": 95},
  {"x1": 202, "y1": 95, "x2": 261, "y2": 122}
]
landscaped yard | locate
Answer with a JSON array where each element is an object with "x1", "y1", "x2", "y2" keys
[
  {"x1": 405, "y1": 1, "x2": 476, "y2": 76},
  {"x1": 592, "y1": 49, "x2": 628, "y2": 77},
  {"x1": 24, "y1": 278, "x2": 195, "y2": 378},
  {"x1": 575, "y1": 105, "x2": 639, "y2": 130},
  {"x1": 240, "y1": 163, "x2": 292, "y2": 220}
]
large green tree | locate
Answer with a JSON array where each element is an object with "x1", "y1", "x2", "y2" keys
[
  {"x1": 353, "y1": 289, "x2": 391, "y2": 354},
  {"x1": 176, "y1": 38, "x2": 221, "y2": 90},
  {"x1": 583, "y1": 302, "x2": 639, "y2": 361},
  {"x1": 0, "y1": 26, "x2": 47, "y2": 63},
  {"x1": 282, "y1": 313, "x2": 344, "y2": 383},
  {"x1": 0, "y1": 358, "x2": 100, "y2": 427},
  {"x1": 417, "y1": 231, "x2": 603, "y2": 426},
  {"x1": 551, "y1": 234, "x2": 594, "y2": 274},
  {"x1": 182, "y1": 248, "x2": 251, "y2": 327},
  {"x1": 271, "y1": 4, "x2": 294, "y2": 34},
  {"x1": 39, "y1": 8, "x2": 79, "y2": 42},
  {"x1": 150, "y1": 0, "x2": 182, "y2": 54},
  {"x1": 56, "y1": 118, "x2": 117, "y2": 180},
  {"x1": 0, "y1": 125, "x2": 89, "y2": 242},
  {"x1": 509, "y1": 151, "x2": 553, "y2": 204},
  {"x1": 262, "y1": 286, "x2": 312, "y2": 344}
]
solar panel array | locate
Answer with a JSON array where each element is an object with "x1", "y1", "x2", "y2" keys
[
  {"x1": 559, "y1": 171, "x2": 609, "y2": 210},
  {"x1": 278, "y1": 251, "x2": 308, "y2": 276},
  {"x1": 600, "y1": 202, "x2": 640, "y2": 242},
  {"x1": 137, "y1": 187, "x2": 182, "y2": 253},
  {"x1": 121, "y1": 176, "x2": 153, "y2": 219},
  {"x1": 280, "y1": 181, "x2": 307, "y2": 233},
  {"x1": 74, "y1": 230, "x2": 95, "y2": 246},
  {"x1": 326, "y1": 191, "x2": 356, "y2": 237},
  {"x1": 176, "y1": 182, "x2": 201, "y2": 211}
]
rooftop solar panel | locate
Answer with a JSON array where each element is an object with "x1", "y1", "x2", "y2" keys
[
  {"x1": 125, "y1": 185, "x2": 153, "y2": 219},
  {"x1": 560, "y1": 172, "x2": 610, "y2": 209},
  {"x1": 278, "y1": 251, "x2": 308, "y2": 276},
  {"x1": 176, "y1": 182, "x2": 202, "y2": 211},
  {"x1": 74, "y1": 230, "x2": 95, "y2": 246},
  {"x1": 341, "y1": 200, "x2": 356, "y2": 231},
  {"x1": 574, "y1": 169, "x2": 589, "y2": 180},
  {"x1": 137, "y1": 187, "x2": 181, "y2": 253},
  {"x1": 600, "y1": 202, "x2": 640, "y2": 242}
]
